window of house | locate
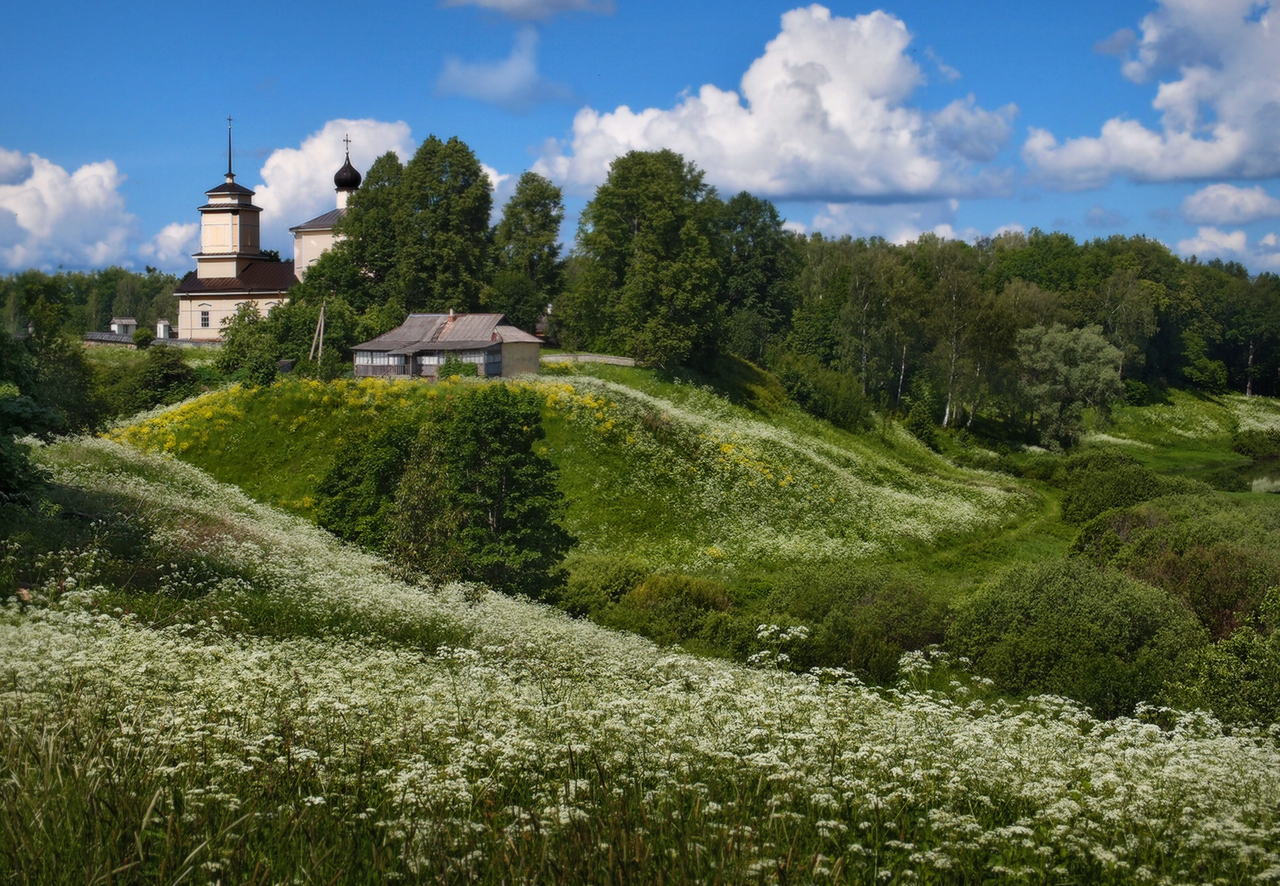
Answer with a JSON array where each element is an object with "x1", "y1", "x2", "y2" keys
[
  {"x1": 200, "y1": 310, "x2": 210, "y2": 328},
  {"x1": 354, "y1": 352, "x2": 373, "y2": 365}
]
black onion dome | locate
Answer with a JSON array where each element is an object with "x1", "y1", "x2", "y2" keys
[{"x1": 334, "y1": 155, "x2": 362, "y2": 190}]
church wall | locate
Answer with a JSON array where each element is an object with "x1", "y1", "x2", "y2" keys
[
  {"x1": 294, "y1": 229, "x2": 337, "y2": 278},
  {"x1": 178, "y1": 295, "x2": 285, "y2": 341}
]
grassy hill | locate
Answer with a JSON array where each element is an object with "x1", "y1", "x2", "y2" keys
[
  {"x1": 106, "y1": 363, "x2": 1032, "y2": 575},
  {"x1": 3, "y1": 435, "x2": 1279, "y2": 882}
]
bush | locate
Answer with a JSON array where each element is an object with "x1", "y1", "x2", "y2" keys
[
  {"x1": 1165, "y1": 619, "x2": 1280, "y2": 725},
  {"x1": 948, "y1": 560, "x2": 1205, "y2": 718},
  {"x1": 903, "y1": 400, "x2": 938, "y2": 450},
  {"x1": 605, "y1": 573, "x2": 734, "y2": 647},
  {"x1": 1231, "y1": 428, "x2": 1280, "y2": 460},
  {"x1": 771, "y1": 352, "x2": 872, "y2": 432},
  {"x1": 131, "y1": 328, "x2": 154, "y2": 349},
  {"x1": 1059, "y1": 448, "x2": 1211, "y2": 524},
  {"x1": 555, "y1": 554, "x2": 651, "y2": 617},
  {"x1": 765, "y1": 565, "x2": 949, "y2": 681},
  {"x1": 439, "y1": 355, "x2": 479, "y2": 379}
]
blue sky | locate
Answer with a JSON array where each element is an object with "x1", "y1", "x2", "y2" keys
[{"x1": 3, "y1": 0, "x2": 1279, "y2": 275}]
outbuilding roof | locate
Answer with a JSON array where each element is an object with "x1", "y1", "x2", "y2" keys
[{"x1": 352, "y1": 313, "x2": 541, "y2": 352}]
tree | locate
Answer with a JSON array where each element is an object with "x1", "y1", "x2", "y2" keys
[
  {"x1": 558, "y1": 149, "x2": 722, "y2": 367},
  {"x1": 490, "y1": 171, "x2": 565, "y2": 333},
  {"x1": 395, "y1": 136, "x2": 493, "y2": 313},
  {"x1": 391, "y1": 384, "x2": 574, "y2": 598},
  {"x1": 216, "y1": 302, "x2": 277, "y2": 385},
  {"x1": 718, "y1": 192, "x2": 800, "y2": 363},
  {"x1": 1017, "y1": 323, "x2": 1123, "y2": 448}
]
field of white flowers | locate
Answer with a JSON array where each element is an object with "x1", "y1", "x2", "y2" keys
[{"x1": 4, "y1": 437, "x2": 1280, "y2": 883}]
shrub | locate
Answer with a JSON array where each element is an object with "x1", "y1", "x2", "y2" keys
[
  {"x1": 766, "y1": 565, "x2": 948, "y2": 681},
  {"x1": 556, "y1": 554, "x2": 651, "y2": 617},
  {"x1": 1231, "y1": 428, "x2": 1280, "y2": 460},
  {"x1": 131, "y1": 328, "x2": 154, "y2": 349},
  {"x1": 439, "y1": 355, "x2": 479, "y2": 379},
  {"x1": 606, "y1": 574, "x2": 733, "y2": 647},
  {"x1": 948, "y1": 560, "x2": 1205, "y2": 719},
  {"x1": 1165, "y1": 623, "x2": 1280, "y2": 725},
  {"x1": 1059, "y1": 448, "x2": 1211, "y2": 524},
  {"x1": 771, "y1": 352, "x2": 872, "y2": 432},
  {"x1": 903, "y1": 400, "x2": 939, "y2": 450}
]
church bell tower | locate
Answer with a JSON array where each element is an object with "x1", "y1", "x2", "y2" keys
[{"x1": 194, "y1": 118, "x2": 265, "y2": 279}]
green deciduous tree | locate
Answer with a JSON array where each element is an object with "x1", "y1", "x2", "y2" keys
[
  {"x1": 490, "y1": 171, "x2": 565, "y2": 333},
  {"x1": 391, "y1": 384, "x2": 573, "y2": 598},
  {"x1": 216, "y1": 302, "x2": 277, "y2": 386},
  {"x1": 1017, "y1": 323, "x2": 1123, "y2": 447},
  {"x1": 395, "y1": 136, "x2": 493, "y2": 313},
  {"x1": 558, "y1": 150, "x2": 722, "y2": 367}
]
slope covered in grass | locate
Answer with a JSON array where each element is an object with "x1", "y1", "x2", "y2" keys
[
  {"x1": 3, "y1": 437, "x2": 1279, "y2": 882},
  {"x1": 108, "y1": 368, "x2": 1029, "y2": 572}
]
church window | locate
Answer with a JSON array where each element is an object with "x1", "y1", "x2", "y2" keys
[{"x1": 200, "y1": 310, "x2": 210, "y2": 328}]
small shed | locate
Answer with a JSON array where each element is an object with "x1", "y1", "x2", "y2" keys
[
  {"x1": 109, "y1": 317, "x2": 137, "y2": 336},
  {"x1": 352, "y1": 313, "x2": 542, "y2": 380}
]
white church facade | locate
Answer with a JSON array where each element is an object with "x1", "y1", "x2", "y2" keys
[{"x1": 174, "y1": 130, "x2": 361, "y2": 340}]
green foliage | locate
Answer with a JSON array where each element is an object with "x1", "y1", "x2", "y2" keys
[
  {"x1": 1017, "y1": 323, "x2": 1124, "y2": 448},
  {"x1": 391, "y1": 384, "x2": 574, "y2": 598},
  {"x1": 131, "y1": 327, "x2": 154, "y2": 349},
  {"x1": 315, "y1": 419, "x2": 421, "y2": 553},
  {"x1": 948, "y1": 560, "x2": 1206, "y2": 718},
  {"x1": 1166, "y1": 618, "x2": 1280, "y2": 725},
  {"x1": 554, "y1": 553, "x2": 651, "y2": 617},
  {"x1": 769, "y1": 566, "x2": 949, "y2": 683},
  {"x1": 1231, "y1": 427, "x2": 1280, "y2": 459},
  {"x1": 903, "y1": 398, "x2": 939, "y2": 450},
  {"x1": 438, "y1": 354, "x2": 479, "y2": 379},
  {"x1": 396, "y1": 136, "x2": 492, "y2": 313},
  {"x1": 770, "y1": 351, "x2": 872, "y2": 431},
  {"x1": 97, "y1": 345, "x2": 201, "y2": 417},
  {"x1": 490, "y1": 171, "x2": 565, "y2": 332},
  {"x1": 718, "y1": 192, "x2": 800, "y2": 362},
  {"x1": 216, "y1": 302, "x2": 277, "y2": 385},
  {"x1": 1059, "y1": 448, "x2": 1208, "y2": 524},
  {"x1": 604, "y1": 573, "x2": 735, "y2": 648},
  {"x1": 1071, "y1": 496, "x2": 1280, "y2": 642},
  {"x1": 558, "y1": 149, "x2": 723, "y2": 367}
]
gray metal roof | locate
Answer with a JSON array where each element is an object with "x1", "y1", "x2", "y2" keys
[
  {"x1": 353, "y1": 313, "x2": 516, "y2": 351},
  {"x1": 289, "y1": 208, "x2": 346, "y2": 233}
]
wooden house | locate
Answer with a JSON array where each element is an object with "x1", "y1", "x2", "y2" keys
[{"x1": 351, "y1": 312, "x2": 542, "y2": 379}]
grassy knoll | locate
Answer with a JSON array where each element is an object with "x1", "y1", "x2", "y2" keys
[{"x1": 3, "y1": 437, "x2": 1279, "y2": 883}]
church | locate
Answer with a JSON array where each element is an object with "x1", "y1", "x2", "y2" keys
[{"x1": 174, "y1": 129, "x2": 361, "y2": 340}]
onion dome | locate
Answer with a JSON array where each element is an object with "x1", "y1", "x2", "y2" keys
[{"x1": 334, "y1": 153, "x2": 362, "y2": 190}]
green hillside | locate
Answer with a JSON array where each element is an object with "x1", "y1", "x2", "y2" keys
[
  {"x1": 108, "y1": 364, "x2": 1032, "y2": 574},
  {"x1": 3, "y1": 435, "x2": 1279, "y2": 882}
]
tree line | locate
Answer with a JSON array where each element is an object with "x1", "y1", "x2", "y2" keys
[{"x1": 6, "y1": 138, "x2": 1280, "y2": 447}]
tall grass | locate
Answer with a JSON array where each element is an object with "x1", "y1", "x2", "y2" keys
[{"x1": 2, "y1": 438, "x2": 1279, "y2": 882}]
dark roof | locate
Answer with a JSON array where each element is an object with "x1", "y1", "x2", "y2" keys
[
  {"x1": 334, "y1": 155, "x2": 362, "y2": 190},
  {"x1": 290, "y1": 208, "x2": 346, "y2": 233},
  {"x1": 175, "y1": 260, "x2": 297, "y2": 295},
  {"x1": 84, "y1": 332, "x2": 134, "y2": 345},
  {"x1": 198, "y1": 201, "x2": 264, "y2": 213},
  {"x1": 353, "y1": 313, "x2": 539, "y2": 353},
  {"x1": 205, "y1": 178, "x2": 255, "y2": 197}
]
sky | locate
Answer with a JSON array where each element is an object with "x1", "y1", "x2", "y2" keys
[{"x1": 3, "y1": 0, "x2": 1280, "y2": 276}]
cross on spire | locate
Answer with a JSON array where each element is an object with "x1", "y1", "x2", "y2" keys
[
  {"x1": 343, "y1": 133, "x2": 351, "y2": 155},
  {"x1": 226, "y1": 116, "x2": 234, "y2": 178}
]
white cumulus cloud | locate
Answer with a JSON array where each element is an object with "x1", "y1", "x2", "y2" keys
[
  {"x1": 534, "y1": 4, "x2": 1016, "y2": 201},
  {"x1": 1024, "y1": 0, "x2": 1280, "y2": 188},
  {"x1": 0, "y1": 149, "x2": 136, "y2": 271},
  {"x1": 436, "y1": 27, "x2": 573, "y2": 111},
  {"x1": 441, "y1": 0, "x2": 612, "y2": 20},
  {"x1": 1177, "y1": 225, "x2": 1280, "y2": 271},
  {"x1": 1181, "y1": 183, "x2": 1280, "y2": 225},
  {"x1": 137, "y1": 222, "x2": 199, "y2": 269},
  {"x1": 251, "y1": 119, "x2": 415, "y2": 252}
]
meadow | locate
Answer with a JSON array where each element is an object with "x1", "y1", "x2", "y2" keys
[{"x1": 5, "y1": 436, "x2": 1280, "y2": 883}]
